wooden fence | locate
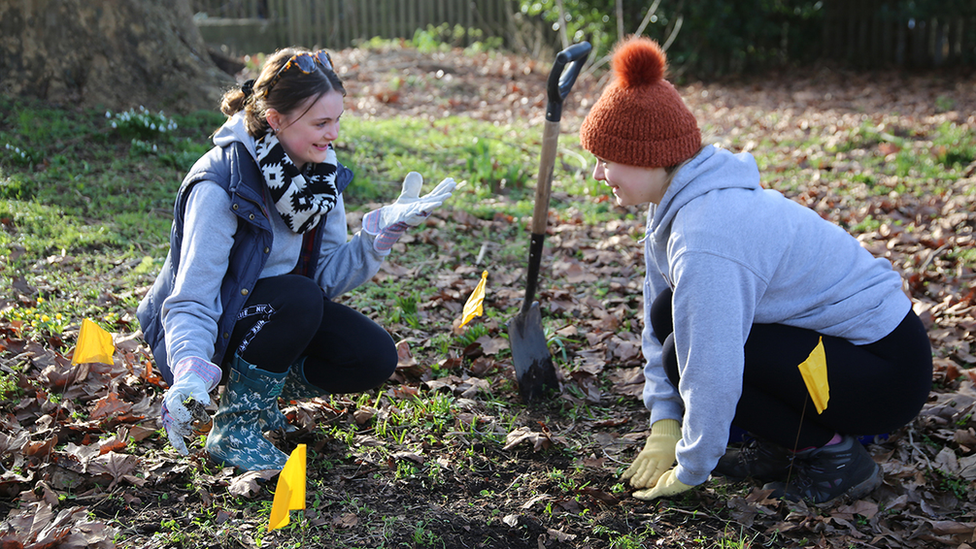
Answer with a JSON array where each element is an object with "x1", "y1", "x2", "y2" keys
[
  {"x1": 193, "y1": 0, "x2": 975, "y2": 69},
  {"x1": 193, "y1": 0, "x2": 512, "y2": 54},
  {"x1": 821, "y1": 0, "x2": 976, "y2": 67}
]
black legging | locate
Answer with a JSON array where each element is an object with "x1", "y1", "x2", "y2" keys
[
  {"x1": 225, "y1": 274, "x2": 397, "y2": 394},
  {"x1": 650, "y1": 288, "x2": 932, "y2": 449}
]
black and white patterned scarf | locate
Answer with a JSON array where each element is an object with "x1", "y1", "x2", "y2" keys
[{"x1": 254, "y1": 133, "x2": 339, "y2": 233}]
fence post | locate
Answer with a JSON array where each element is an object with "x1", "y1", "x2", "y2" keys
[{"x1": 880, "y1": 3, "x2": 892, "y2": 66}]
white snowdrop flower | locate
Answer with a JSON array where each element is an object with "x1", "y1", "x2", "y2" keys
[
  {"x1": 152, "y1": 144, "x2": 157, "y2": 152},
  {"x1": 105, "y1": 111, "x2": 111, "y2": 118}
]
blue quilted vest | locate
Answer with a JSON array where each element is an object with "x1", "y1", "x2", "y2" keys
[{"x1": 136, "y1": 141, "x2": 352, "y2": 384}]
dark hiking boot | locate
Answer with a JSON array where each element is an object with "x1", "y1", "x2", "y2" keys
[
  {"x1": 713, "y1": 437, "x2": 794, "y2": 482},
  {"x1": 763, "y1": 435, "x2": 882, "y2": 504}
]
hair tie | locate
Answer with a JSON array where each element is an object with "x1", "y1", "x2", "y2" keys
[{"x1": 241, "y1": 79, "x2": 255, "y2": 99}]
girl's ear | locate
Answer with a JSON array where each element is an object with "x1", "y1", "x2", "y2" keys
[{"x1": 265, "y1": 108, "x2": 282, "y2": 131}]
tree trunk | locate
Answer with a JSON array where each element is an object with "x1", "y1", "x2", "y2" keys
[{"x1": 0, "y1": 0, "x2": 235, "y2": 113}]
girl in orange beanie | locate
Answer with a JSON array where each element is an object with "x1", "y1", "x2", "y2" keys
[{"x1": 580, "y1": 36, "x2": 931, "y2": 505}]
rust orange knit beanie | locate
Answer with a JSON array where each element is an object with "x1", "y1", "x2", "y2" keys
[{"x1": 580, "y1": 37, "x2": 701, "y2": 168}]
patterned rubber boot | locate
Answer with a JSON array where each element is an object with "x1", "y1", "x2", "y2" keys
[
  {"x1": 281, "y1": 357, "x2": 329, "y2": 401},
  {"x1": 713, "y1": 437, "x2": 794, "y2": 482},
  {"x1": 763, "y1": 435, "x2": 883, "y2": 504},
  {"x1": 262, "y1": 357, "x2": 329, "y2": 433},
  {"x1": 205, "y1": 354, "x2": 289, "y2": 471}
]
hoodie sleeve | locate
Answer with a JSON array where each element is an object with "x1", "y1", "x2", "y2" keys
[
  {"x1": 668, "y1": 249, "x2": 767, "y2": 486},
  {"x1": 161, "y1": 182, "x2": 236, "y2": 369},
  {"x1": 641, "y1": 202, "x2": 685, "y2": 425},
  {"x1": 314, "y1": 195, "x2": 388, "y2": 298}
]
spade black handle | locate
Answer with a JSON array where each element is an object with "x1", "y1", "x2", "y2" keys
[{"x1": 545, "y1": 41, "x2": 592, "y2": 123}]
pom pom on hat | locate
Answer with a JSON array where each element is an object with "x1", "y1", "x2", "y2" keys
[
  {"x1": 580, "y1": 36, "x2": 700, "y2": 168},
  {"x1": 613, "y1": 36, "x2": 666, "y2": 89}
]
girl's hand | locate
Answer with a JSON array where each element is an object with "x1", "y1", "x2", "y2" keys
[
  {"x1": 161, "y1": 357, "x2": 221, "y2": 455},
  {"x1": 621, "y1": 418, "x2": 681, "y2": 488},
  {"x1": 361, "y1": 172, "x2": 456, "y2": 253},
  {"x1": 632, "y1": 469, "x2": 693, "y2": 500}
]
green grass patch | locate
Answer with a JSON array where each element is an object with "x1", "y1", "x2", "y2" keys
[
  {"x1": 931, "y1": 121, "x2": 976, "y2": 170},
  {"x1": 338, "y1": 114, "x2": 600, "y2": 218}
]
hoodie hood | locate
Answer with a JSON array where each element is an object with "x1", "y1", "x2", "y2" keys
[
  {"x1": 212, "y1": 112, "x2": 260, "y2": 161},
  {"x1": 649, "y1": 145, "x2": 761, "y2": 242}
]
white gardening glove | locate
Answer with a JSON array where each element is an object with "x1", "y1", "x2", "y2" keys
[
  {"x1": 161, "y1": 356, "x2": 222, "y2": 455},
  {"x1": 362, "y1": 172, "x2": 455, "y2": 253}
]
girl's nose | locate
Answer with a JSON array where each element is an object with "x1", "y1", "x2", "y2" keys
[
  {"x1": 592, "y1": 162, "x2": 605, "y2": 181},
  {"x1": 325, "y1": 122, "x2": 339, "y2": 141}
]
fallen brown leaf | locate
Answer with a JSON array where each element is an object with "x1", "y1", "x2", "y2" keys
[{"x1": 227, "y1": 470, "x2": 278, "y2": 498}]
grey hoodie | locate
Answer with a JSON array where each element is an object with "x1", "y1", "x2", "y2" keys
[
  {"x1": 161, "y1": 114, "x2": 387, "y2": 372},
  {"x1": 641, "y1": 145, "x2": 911, "y2": 486}
]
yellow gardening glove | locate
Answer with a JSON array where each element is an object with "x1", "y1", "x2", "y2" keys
[
  {"x1": 620, "y1": 419, "x2": 681, "y2": 489},
  {"x1": 633, "y1": 468, "x2": 693, "y2": 500}
]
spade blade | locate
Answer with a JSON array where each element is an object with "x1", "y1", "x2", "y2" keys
[{"x1": 507, "y1": 301, "x2": 559, "y2": 403}]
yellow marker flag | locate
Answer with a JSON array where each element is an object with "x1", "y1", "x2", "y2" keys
[
  {"x1": 797, "y1": 337, "x2": 829, "y2": 414},
  {"x1": 459, "y1": 270, "x2": 488, "y2": 327},
  {"x1": 268, "y1": 444, "x2": 306, "y2": 531},
  {"x1": 72, "y1": 318, "x2": 115, "y2": 365}
]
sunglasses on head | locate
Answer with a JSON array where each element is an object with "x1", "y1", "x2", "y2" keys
[{"x1": 265, "y1": 50, "x2": 334, "y2": 96}]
